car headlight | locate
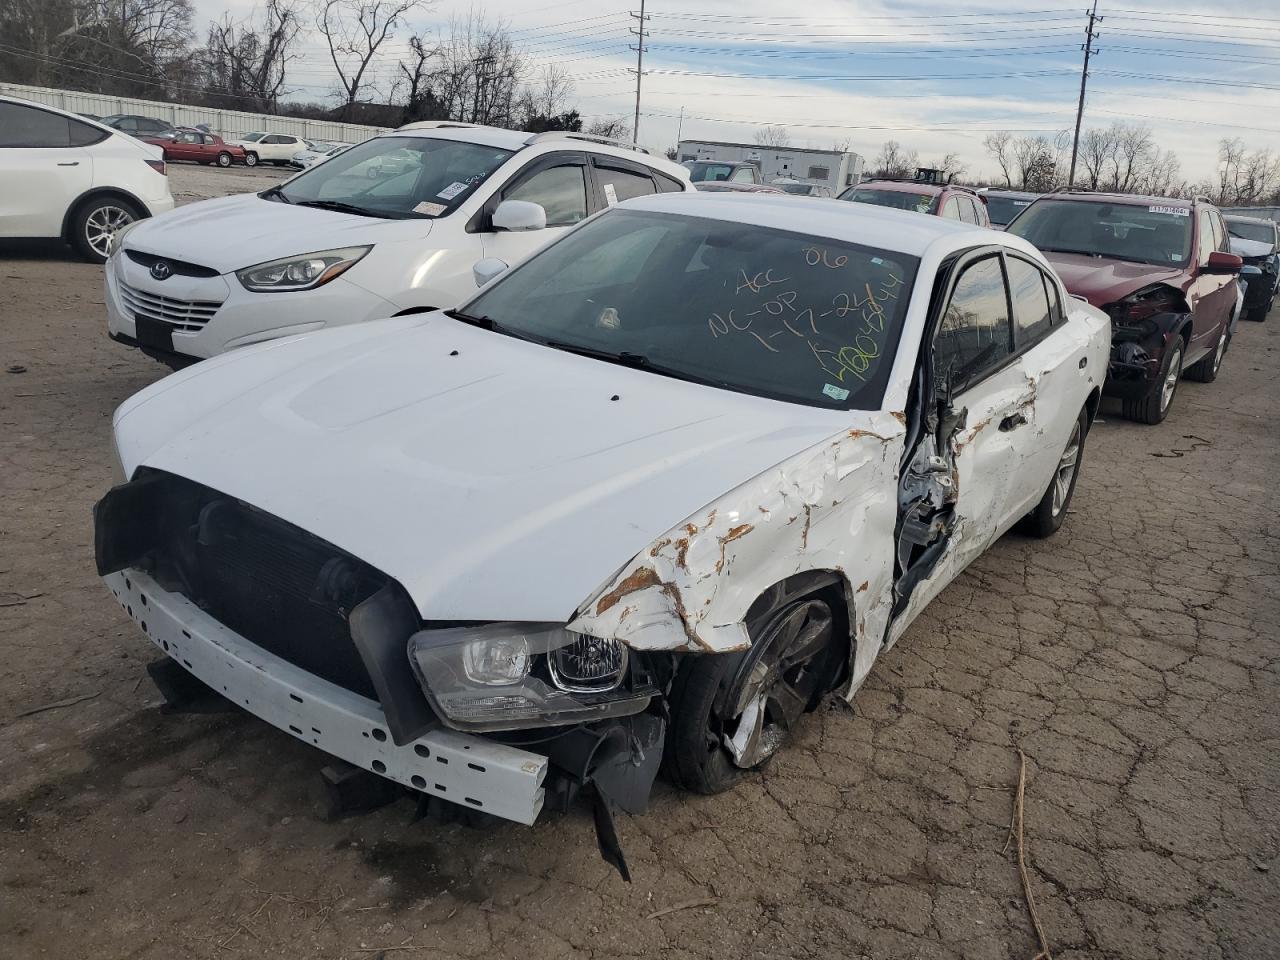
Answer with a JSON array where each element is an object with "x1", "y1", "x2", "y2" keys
[
  {"x1": 407, "y1": 623, "x2": 653, "y2": 732},
  {"x1": 108, "y1": 219, "x2": 141, "y2": 258},
  {"x1": 235, "y1": 246, "x2": 371, "y2": 293}
]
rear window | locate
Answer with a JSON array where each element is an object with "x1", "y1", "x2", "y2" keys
[
  {"x1": 841, "y1": 188, "x2": 939, "y2": 215},
  {"x1": 1007, "y1": 199, "x2": 1193, "y2": 266}
]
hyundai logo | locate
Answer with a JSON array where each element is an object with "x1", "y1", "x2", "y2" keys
[{"x1": 150, "y1": 260, "x2": 172, "y2": 281}]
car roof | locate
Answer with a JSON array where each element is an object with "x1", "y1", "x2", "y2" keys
[
  {"x1": 1038, "y1": 191, "x2": 1195, "y2": 210},
  {"x1": 853, "y1": 180, "x2": 944, "y2": 196},
  {"x1": 380, "y1": 125, "x2": 691, "y2": 181},
  {"x1": 985, "y1": 189, "x2": 1041, "y2": 200},
  {"x1": 1224, "y1": 213, "x2": 1276, "y2": 225},
  {"x1": 621, "y1": 191, "x2": 1015, "y2": 260}
]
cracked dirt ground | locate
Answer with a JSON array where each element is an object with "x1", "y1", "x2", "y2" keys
[{"x1": 2, "y1": 166, "x2": 1278, "y2": 959}]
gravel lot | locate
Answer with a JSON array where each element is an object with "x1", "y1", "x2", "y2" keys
[{"x1": 1, "y1": 163, "x2": 1278, "y2": 959}]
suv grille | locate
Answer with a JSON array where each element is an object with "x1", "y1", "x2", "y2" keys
[
  {"x1": 119, "y1": 280, "x2": 221, "y2": 332},
  {"x1": 125, "y1": 250, "x2": 220, "y2": 278}
]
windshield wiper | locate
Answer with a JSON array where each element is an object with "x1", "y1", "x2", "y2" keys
[
  {"x1": 541, "y1": 340, "x2": 721, "y2": 387},
  {"x1": 1038, "y1": 246, "x2": 1167, "y2": 266},
  {"x1": 294, "y1": 199, "x2": 384, "y2": 218},
  {"x1": 443, "y1": 308, "x2": 497, "y2": 329},
  {"x1": 260, "y1": 185, "x2": 291, "y2": 203}
]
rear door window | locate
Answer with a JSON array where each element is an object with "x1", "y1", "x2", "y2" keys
[
  {"x1": 941, "y1": 197, "x2": 963, "y2": 220},
  {"x1": 593, "y1": 161, "x2": 658, "y2": 204},
  {"x1": 0, "y1": 103, "x2": 84, "y2": 147},
  {"x1": 1006, "y1": 256, "x2": 1053, "y2": 345}
]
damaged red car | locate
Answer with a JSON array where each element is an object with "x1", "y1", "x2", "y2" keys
[{"x1": 1007, "y1": 192, "x2": 1241, "y2": 423}]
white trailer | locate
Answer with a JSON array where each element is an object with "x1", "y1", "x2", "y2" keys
[{"x1": 677, "y1": 139, "x2": 864, "y2": 194}]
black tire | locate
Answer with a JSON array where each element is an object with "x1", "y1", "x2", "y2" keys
[
  {"x1": 666, "y1": 588, "x2": 842, "y2": 795},
  {"x1": 70, "y1": 195, "x2": 144, "y2": 263},
  {"x1": 244, "y1": 152, "x2": 258, "y2": 167},
  {"x1": 216, "y1": 151, "x2": 232, "y2": 167},
  {"x1": 1020, "y1": 407, "x2": 1088, "y2": 539},
  {"x1": 1121, "y1": 338, "x2": 1183, "y2": 425},
  {"x1": 1185, "y1": 327, "x2": 1227, "y2": 383}
]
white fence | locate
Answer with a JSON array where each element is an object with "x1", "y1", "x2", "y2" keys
[{"x1": 0, "y1": 82, "x2": 388, "y2": 145}]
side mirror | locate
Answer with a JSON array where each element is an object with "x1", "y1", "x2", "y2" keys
[
  {"x1": 473, "y1": 257, "x2": 509, "y2": 287},
  {"x1": 491, "y1": 199, "x2": 546, "y2": 232},
  {"x1": 1204, "y1": 250, "x2": 1242, "y2": 275}
]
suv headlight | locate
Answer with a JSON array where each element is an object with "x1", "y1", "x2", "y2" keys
[
  {"x1": 236, "y1": 246, "x2": 371, "y2": 293},
  {"x1": 408, "y1": 623, "x2": 653, "y2": 732}
]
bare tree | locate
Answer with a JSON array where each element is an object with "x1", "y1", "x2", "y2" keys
[
  {"x1": 585, "y1": 117, "x2": 630, "y2": 140},
  {"x1": 931, "y1": 152, "x2": 966, "y2": 183},
  {"x1": 1010, "y1": 135, "x2": 1058, "y2": 190},
  {"x1": 1136, "y1": 147, "x2": 1183, "y2": 198},
  {"x1": 1109, "y1": 123, "x2": 1153, "y2": 194},
  {"x1": 832, "y1": 136, "x2": 852, "y2": 153},
  {"x1": 874, "y1": 139, "x2": 918, "y2": 178},
  {"x1": 422, "y1": 11, "x2": 527, "y2": 126},
  {"x1": 202, "y1": 0, "x2": 302, "y2": 111},
  {"x1": 982, "y1": 132, "x2": 1014, "y2": 187},
  {"x1": 754, "y1": 125, "x2": 791, "y2": 148},
  {"x1": 316, "y1": 0, "x2": 425, "y2": 120},
  {"x1": 1077, "y1": 126, "x2": 1117, "y2": 190},
  {"x1": 47, "y1": 0, "x2": 195, "y2": 97}
]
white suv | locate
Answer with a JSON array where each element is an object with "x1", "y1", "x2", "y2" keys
[
  {"x1": 228, "y1": 132, "x2": 312, "y2": 167},
  {"x1": 0, "y1": 96, "x2": 175, "y2": 262},
  {"x1": 105, "y1": 124, "x2": 693, "y2": 366}
]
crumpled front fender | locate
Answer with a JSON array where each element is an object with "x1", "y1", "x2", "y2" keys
[{"x1": 568, "y1": 412, "x2": 906, "y2": 686}]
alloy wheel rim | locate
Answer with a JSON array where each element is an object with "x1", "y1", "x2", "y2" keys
[
  {"x1": 1051, "y1": 421, "x2": 1082, "y2": 517},
  {"x1": 723, "y1": 600, "x2": 833, "y2": 769},
  {"x1": 85, "y1": 205, "x2": 133, "y2": 257},
  {"x1": 1160, "y1": 345, "x2": 1182, "y2": 412},
  {"x1": 1212, "y1": 336, "x2": 1225, "y2": 373}
]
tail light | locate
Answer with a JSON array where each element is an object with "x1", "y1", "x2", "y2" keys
[{"x1": 144, "y1": 158, "x2": 166, "y2": 176}]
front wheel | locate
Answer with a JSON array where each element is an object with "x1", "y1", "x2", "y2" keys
[
  {"x1": 244, "y1": 152, "x2": 258, "y2": 167},
  {"x1": 666, "y1": 592, "x2": 840, "y2": 795},
  {"x1": 1021, "y1": 408, "x2": 1088, "y2": 539},
  {"x1": 1122, "y1": 339, "x2": 1182, "y2": 424},
  {"x1": 71, "y1": 196, "x2": 143, "y2": 263},
  {"x1": 216, "y1": 151, "x2": 232, "y2": 167}
]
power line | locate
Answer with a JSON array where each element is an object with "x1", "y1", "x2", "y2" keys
[{"x1": 629, "y1": 0, "x2": 648, "y2": 138}]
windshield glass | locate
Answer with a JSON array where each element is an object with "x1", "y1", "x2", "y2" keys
[
  {"x1": 841, "y1": 188, "x2": 938, "y2": 215},
  {"x1": 274, "y1": 136, "x2": 513, "y2": 219},
  {"x1": 777, "y1": 183, "x2": 814, "y2": 195},
  {"x1": 1007, "y1": 199, "x2": 1193, "y2": 266},
  {"x1": 685, "y1": 161, "x2": 742, "y2": 183},
  {"x1": 985, "y1": 195, "x2": 1035, "y2": 226},
  {"x1": 1226, "y1": 219, "x2": 1276, "y2": 245},
  {"x1": 463, "y1": 210, "x2": 918, "y2": 409}
]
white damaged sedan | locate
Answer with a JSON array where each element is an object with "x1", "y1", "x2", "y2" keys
[{"x1": 95, "y1": 193, "x2": 1109, "y2": 870}]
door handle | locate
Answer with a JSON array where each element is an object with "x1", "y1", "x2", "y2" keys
[
  {"x1": 57, "y1": 161, "x2": 80, "y2": 166},
  {"x1": 999, "y1": 412, "x2": 1027, "y2": 431}
]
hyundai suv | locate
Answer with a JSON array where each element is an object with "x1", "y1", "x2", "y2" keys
[
  {"x1": 839, "y1": 175, "x2": 990, "y2": 227},
  {"x1": 106, "y1": 125, "x2": 692, "y2": 367},
  {"x1": 1008, "y1": 192, "x2": 1242, "y2": 423}
]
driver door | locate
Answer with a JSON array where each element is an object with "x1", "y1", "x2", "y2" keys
[
  {"x1": 889, "y1": 250, "x2": 1040, "y2": 635},
  {"x1": 480, "y1": 152, "x2": 593, "y2": 269}
]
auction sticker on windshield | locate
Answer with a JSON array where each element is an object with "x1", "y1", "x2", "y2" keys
[
  {"x1": 438, "y1": 181, "x2": 469, "y2": 201},
  {"x1": 1149, "y1": 205, "x2": 1190, "y2": 216}
]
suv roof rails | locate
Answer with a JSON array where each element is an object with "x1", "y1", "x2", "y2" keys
[
  {"x1": 1191, "y1": 194, "x2": 1213, "y2": 205},
  {"x1": 524, "y1": 130, "x2": 651, "y2": 155},
  {"x1": 395, "y1": 120, "x2": 488, "y2": 132}
]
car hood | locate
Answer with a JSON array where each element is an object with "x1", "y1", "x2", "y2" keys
[
  {"x1": 1040, "y1": 251, "x2": 1186, "y2": 309},
  {"x1": 113, "y1": 316, "x2": 855, "y2": 623},
  {"x1": 122, "y1": 193, "x2": 431, "y2": 273},
  {"x1": 1230, "y1": 237, "x2": 1274, "y2": 259}
]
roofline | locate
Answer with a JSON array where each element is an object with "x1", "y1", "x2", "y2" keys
[{"x1": 677, "y1": 138, "x2": 860, "y2": 158}]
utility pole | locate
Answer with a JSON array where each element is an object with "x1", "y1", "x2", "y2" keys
[
  {"x1": 1068, "y1": 0, "x2": 1102, "y2": 188},
  {"x1": 629, "y1": 1, "x2": 648, "y2": 142},
  {"x1": 676, "y1": 105, "x2": 684, "y2": 150}
]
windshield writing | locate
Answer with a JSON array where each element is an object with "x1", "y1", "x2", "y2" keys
[{"x1": 463, "y1": 210, "x2": 917, "y2": 409}]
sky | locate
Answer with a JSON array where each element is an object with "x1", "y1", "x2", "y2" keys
[{"x1": 198, "y1": 0, "x2": 1280, "y2": 185}]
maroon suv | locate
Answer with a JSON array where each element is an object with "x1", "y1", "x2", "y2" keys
[
  {"x1": 1007, "y1": 193, "x2": 1242, "y2": 423},
  {"x1": 839, "y1": 175, "x2": 991, "y2": 227}
]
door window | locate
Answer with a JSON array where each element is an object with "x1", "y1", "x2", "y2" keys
[
  {"x1": 506, "y1": 164, "x2": 588, "y2": 226},
  {"x1": 940, "y1": 197, "x2": 963, "y2": 220},
  {"x1": 958, "y1": 197, "x2": 979, "y2": 224},
  {"x1": 595, "y1": 164, "x2": 657, "y2": 203},
  {"x1": 1006, "y1": 256, "x2": 1054, "y2": 345},
  {"x1": 0, "y1": 103, "x2": 87, "y2": 147},
  {"x1": 934, "y1": 255, "x2": 1013, "y2": 391},
  {"x1": 1196, "y1": 210, "x2": 1216, "y2": 265},
  {"x1": 730, "y1": 167, "x2": 756, "y2": 183},
  {"x1": 1210, "y1": 211, "x2": 1231, "y2": 253}
]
